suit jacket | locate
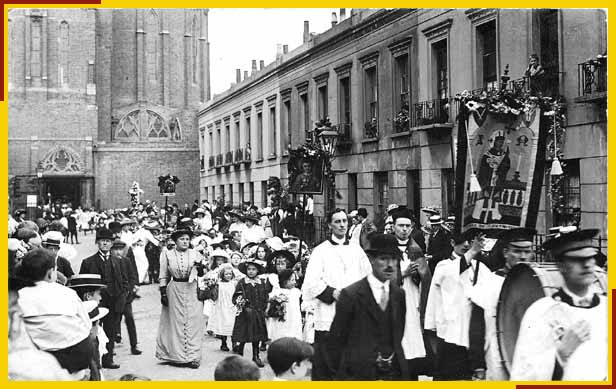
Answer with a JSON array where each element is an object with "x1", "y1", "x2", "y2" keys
[
  {"x1": 328, "y1": 277, "x2": 409, "y2": 380},
  {"x1": 427, "y1": 228, "x2": 453, "y2": 274},
  {"x1": 411, "y1": 228, "x2": 427, "y2": 253},
  {"x1": 79, "y1": 253, "x2": 128, "y2": 312}
]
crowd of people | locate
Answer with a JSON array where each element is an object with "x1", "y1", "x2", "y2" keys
[{"x1": 7, "y1": 195, "x2": 608, "y2": 381}]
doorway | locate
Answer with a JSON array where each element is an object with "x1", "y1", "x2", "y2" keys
[{"x1": 43, "y1": 177, "x2": 82, "y2": 208}]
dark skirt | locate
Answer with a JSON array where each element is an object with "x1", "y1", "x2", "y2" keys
[
  {"x1": 48, "y1": 335, "x2": 94, "y2": 373},
  {"x1": 232, "y1": 306, "x2": 268, "y2": 343}
]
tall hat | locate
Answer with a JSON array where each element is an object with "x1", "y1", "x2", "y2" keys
[{"x1": 542, "y1": 228, "x2": 599, "y2": 260}]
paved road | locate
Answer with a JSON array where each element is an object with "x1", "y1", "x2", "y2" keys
[{"x1": 68, "y1": 232, "x2": 276, "y2": 381}]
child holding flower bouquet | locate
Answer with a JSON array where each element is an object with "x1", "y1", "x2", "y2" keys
[
  {"x1": 232, "y1": 258, "x2": 272, "y2": 368},
  {"x1": 209, "y1": 264, "x2": 238, "y2": 352},
  {"x1": 267, "y1": 269, "x2": 302, "y2": 341}
]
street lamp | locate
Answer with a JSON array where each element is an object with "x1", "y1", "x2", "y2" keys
[{"x1": 318, "y1": 129, "x2": 340, "y2": 158}]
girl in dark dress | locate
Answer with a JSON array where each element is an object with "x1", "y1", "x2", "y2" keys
[{"x1": 232, "y1": 258, "x2": 272, "y2": 368}]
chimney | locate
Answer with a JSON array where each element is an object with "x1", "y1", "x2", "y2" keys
[
  {"x1": 303, "y1": 21, "x2": 310, "y2": 43},
  {"x1": 283, "y1": 44, "x2": 289, "y2": 54},
  {"x1": 340, "y1": 8, "x2": 346, "y2": 20},
  {"x1": 235, "y1": 69, "x2": 241, "y2": 83},
  {"x1": 331, "y1": 12, "x2": 338, "y2": 27},
  {"x1": 243, "y1": 70, "x2": 248, "y2": 80},
  {"x1": 259, "y1": 60, "x2": 265, "y2": 70},
  {"x1": 251, "y1": 60, "x2": 257, "y2": 74},
  {"x1": 276, "y1": 43, "x2": 283, "y2": 60}
]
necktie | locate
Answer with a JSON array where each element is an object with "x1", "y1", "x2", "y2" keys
[{"x1": 379, "y1": 284, "x2": 388, "y2": 311}]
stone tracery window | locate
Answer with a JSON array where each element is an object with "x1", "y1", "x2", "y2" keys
[{"x1": 115, "y1": 109, "x2": 177, "y2": 140}]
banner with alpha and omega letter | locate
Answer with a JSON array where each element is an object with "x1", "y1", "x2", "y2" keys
[{"x1": 455, "y1": 105, "x2": 547, "y2": 234}]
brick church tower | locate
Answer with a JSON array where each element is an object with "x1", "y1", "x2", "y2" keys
[{"x1": 8, "y1": 8, "x2": 210, "y2": 211}]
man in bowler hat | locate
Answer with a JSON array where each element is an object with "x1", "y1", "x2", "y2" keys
[
  {"x1": 327, "y1": 233, "x2": 408, "y2": 380},
  {"x1": 79, "y1": 227, "x2": 129, "y2": 369}
]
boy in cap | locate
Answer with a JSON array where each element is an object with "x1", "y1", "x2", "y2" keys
[
  {"x1": 510, "y1": 228, "x2": 607, "y2": 381},
  {"x1": 328, "y1": 233, "x2": 408, "y2": 380}
]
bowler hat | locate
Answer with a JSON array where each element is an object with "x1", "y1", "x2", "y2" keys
[
  {"x1": 364, "y1": 233, "x2": 402, "y2": 260},
  {"x1": 95, "y1": 227, "x2": 114, "y2": 241}
]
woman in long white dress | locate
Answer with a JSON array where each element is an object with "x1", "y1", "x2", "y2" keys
[{"x1": 156, "y1": 229, "x2": 207, "y2": 368}]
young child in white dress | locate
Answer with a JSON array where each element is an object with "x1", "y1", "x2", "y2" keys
[
  {"x1": 209, "y1": 264, "x2": 237, "y2": 351},
  {"x1": 267, "y1": 269, "x2": 302, "y2": 341}
]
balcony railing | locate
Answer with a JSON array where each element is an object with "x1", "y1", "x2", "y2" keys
[
  {"x1": 412, "y1": 98, "x2": 452, "y2": 127},
  {"x1": 215, "y1": 154, "x2": 223, "y2": 167},
  {"x1": 506, "y1": 69, "x2": 563, "y2": 98},
  {"x1": 224, "y1": 151, "x2": 233, "y2": 165},
  {"x1": 578, "y1": 56, "x2": 607, "y2": 99},
  {"x1": 234, "y1": 149, "x2": 244, "y2": 164}
]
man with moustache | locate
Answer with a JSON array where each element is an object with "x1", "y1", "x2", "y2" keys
[
  {"x1": 302, "y1": 208, "x2": 372, "y2": 380},
  {"x1": 328, "y1": 233, "x2": 409, "y2": 380},
  {"x1": 510, "y1": 229, "x2": 607, "y2": 381},
  {"x1": 79, "y1": 228, "x2": 129, "y2": 369}
]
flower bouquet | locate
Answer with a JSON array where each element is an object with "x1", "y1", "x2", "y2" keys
[
  {"x1": 197, "y1": 277, "x2": 218, "y2": 301},
  {"x1": 266, "y1": 293, "x2": 289, "y2": 322}
]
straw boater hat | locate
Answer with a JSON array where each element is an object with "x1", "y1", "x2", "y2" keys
[
  {"x1": 68, "y1": 274, "x2": 107, "y2": 289},
  {"x1": 41, "y1": 231, "x2": 63, "y2": 247},
  {"x1": 238, "y1": 257, "x2": 266, "y2": 275},
  {"x1": 421, "y1": 207, "x2": 440, "y2": 216},
  {"x1": 82, "y1": 300, "x2": 109, "y2": 322},
  {"x1": 428, "y1": 215, "x2": 444, "y2": 225}
]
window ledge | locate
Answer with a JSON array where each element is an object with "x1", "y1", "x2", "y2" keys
[
  {"x1": 573, "y1": 92, "x2": 607, "y2": 104},
  {"x1": 361, "y1": 137, "x2": 379, "y2": 144},
  {"x1": 267, "y1": 154, "x2": 277, "y2": 160},
  {"x1": 411, "y1": 123, "x2": 453, "y2": 131},
  {"x1": 255, "y1": 158, "x2": 264, "y2": 163},
  {"x1": 390, "y1": 131, "x2": 411, "y2": 139}
]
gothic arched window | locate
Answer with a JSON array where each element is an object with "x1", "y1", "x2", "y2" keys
[
  {"x1": 59, "y1": 21, "x2": 69, "y2": 86},
  {"x1": 115, "y1": 109, "x2": 174, "y2": 140}
]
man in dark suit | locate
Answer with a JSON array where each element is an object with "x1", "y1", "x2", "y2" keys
[
  {"x1": 79, "y1": 227, "x2": 128, "y2": 369},
  {"x1": 110, "y1": 239, "x2": 142, "y2": 355},
  {"x1": 426, "y1": 215, "x2": 453, "y2": 275},
  {"x1": 327, "y1": 233, "x2": 408, "y2": 380}
]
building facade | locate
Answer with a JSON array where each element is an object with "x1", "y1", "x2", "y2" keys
[
  {"x1": 201, "y1": 8, "x2": 606, "y2": 239},
  {"x1": 9, "y1": 8, "x2": 210, "y2": 211}
]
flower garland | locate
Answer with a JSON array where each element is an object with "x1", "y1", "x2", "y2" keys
[{"x1": 454, "y1": 86, "x2": 568, "y2": 218}]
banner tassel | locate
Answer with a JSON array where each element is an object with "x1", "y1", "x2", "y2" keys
[
  {"x1": 469, "y1": 173, "x2": 482, "y2": 192},
  {"x1": 550, "y1": 157, "x2": 563, "y2": 176}
]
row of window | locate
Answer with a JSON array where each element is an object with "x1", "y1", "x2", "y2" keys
[{"x1": 204, "y1": 181, "x2": 269, "y2": 209}]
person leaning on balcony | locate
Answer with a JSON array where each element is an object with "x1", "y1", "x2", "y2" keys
[{"x1": 525, "y1": 54, "x2": 545, "y2": 95}]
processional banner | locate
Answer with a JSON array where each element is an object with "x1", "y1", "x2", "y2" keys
[{"x1": 455, "y1": 106, "x2": 547, "y2": 234}]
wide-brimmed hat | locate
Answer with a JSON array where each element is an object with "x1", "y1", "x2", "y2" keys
[
  {"x1": 241, "y1": 242, "x2": 259, "y2": 253},
  {"x1": 386, "y1": 204, "x2": 399, "y2": 215},
  {"x1": 265, "y1": 237, "x2": 284, "y2": 251},
  {"x1": 68, "y1": 274, "x2": 107, "y2": 289},
  {"x1": 364, "y1": 233, "x2": 403, "y2": 260},
  {"x1": 193, "y1": 208, "x2": 206, "y2": 216},
  {"x1": 227, "y1": 209, "x2": 243, "y2": 219},
  {"x1": 95, "y1": 227, "x2": 115, "y2": 241},
  {"x1": 119, "y1": 218, "x2": 137, "y2": 226},
  {"x1": 82, "y1": 300, "x2": 109, "y2": 322},
  {"x1": 244, "y1": 214, "x2": 260, "y2": 223},
  {"x1": 170, "y1": 229, "x2": 193, "y2": 242},
  {"x1": 143, "y1": 220, "x2": 162, "y2": 231},
  {"x1": 266, "y1": 250, "x2": 297, "y2": 267},
  {"x1": 421, "y1": 207, "x2": 440, "y2": 216},
  {"x1": 211, "y1": 248, "x2": 230, "y2": 260},
  {"x1": 238, "y1": 258, "x2": 266, "y2": 274}
]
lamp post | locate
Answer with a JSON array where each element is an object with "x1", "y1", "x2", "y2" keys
[
  {"x1": 36, "y1": 165, "x2": 44, "y2": 209},
  {"x1": 316, "y1": 125, "x2": 340, "y2": 214}
]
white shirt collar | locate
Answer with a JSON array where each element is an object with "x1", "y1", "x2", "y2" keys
[
  {"x1": 561, "y1": 284, "x2": 595, "y2": 306},
  {"x1": 331, "y1": 235, "x2": 346, "y2": 245},
  {"x1": 367, "y1": 273, "x2": 390, "y2": 303}
]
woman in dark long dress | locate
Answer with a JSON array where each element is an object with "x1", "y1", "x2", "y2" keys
[{"x1": 231, "y1": 258, "x2": 272, "y2": 368}]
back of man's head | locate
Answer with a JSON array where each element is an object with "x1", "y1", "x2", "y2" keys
[
  {"x1": 267, "y1": 337, "x2": 314, "y2": 376},
  {"x1": 214, "y1": 356, "x2": 260, "y2": 381},
  {"x1": 16, "y1": 248, "x2": 55, "y2": 282},
  {"x1": 357, "y1": 208, "x2": 368, "y2": 219}
]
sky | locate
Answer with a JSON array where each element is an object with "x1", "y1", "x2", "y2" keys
[{"x1": 208, "y1": 8, "x2": 345, "y2": 96}]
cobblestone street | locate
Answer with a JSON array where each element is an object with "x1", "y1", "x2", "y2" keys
[{"x1": 70, "y1": 232, "x2": 275, "y2": 381}]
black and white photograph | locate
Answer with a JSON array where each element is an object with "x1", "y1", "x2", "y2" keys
[{"x1": 7, "y1": 7, "x2": 608, "y2": 382}]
